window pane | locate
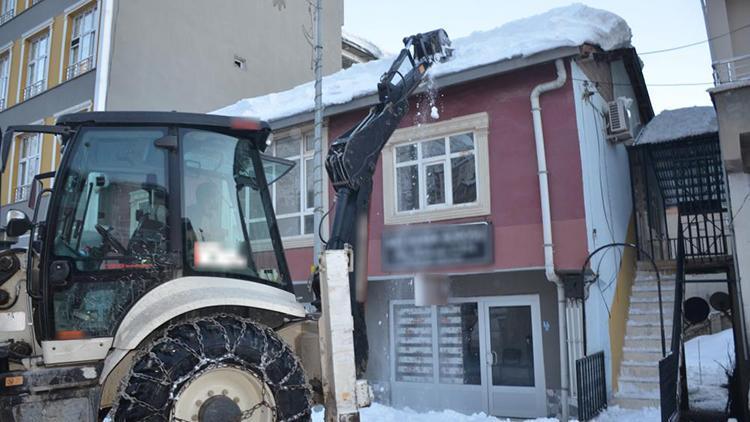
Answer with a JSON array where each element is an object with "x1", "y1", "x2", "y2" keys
[
  {"x1": 305, "y1": 157, "x2": 314, "y2": 209},
  {"x1": 275, "y1": 136, "x2": 300, "y2": 158},
  {"x1": 305, "y1": 134, "x2": 314, "y2": 152},
  {"x1": 425, "y1": 163, "x2": 445, "y2": 205},
  {"x1": 396, "y1": 144, "x2": 417, "y2": 163},
  {"x1": 277, "y1": 216, "x2": 300, "y2": 237},
  {"x1": 396, "y1": 165, "x2": 419, "y2": 211},
  {"x1": 488, "y1": 306, "x2": 534, "y2": 387},
  {"x1": 438, "y1": 303, "x2": 480, "y2": 385},
  {"x1": 275, "y1": 158, "x2": 300, "y2": 214},
  {"x1": 452, "y1": 155, "x2": 477, "y2": 204},
  {"x1": 450, "y1": 133, "x2": 474, "y2": 153},
  {"x1": 53, "y1": 128, "x2": 168, "y2": 269},
  {"x1": 394, "y1": 304, "x2": 434, "y2": 383},
  {"x1": 304, "y1": 214, "x2": 314, "y2": 234},
  {"x1": 422, "y1": 139, "x2": 445, "y2": 158}
]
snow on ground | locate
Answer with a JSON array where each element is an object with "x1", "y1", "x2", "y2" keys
[
  {"x1": 635, "y1": 106, "x2": 717, "y2": 144},
  {"x1": 309, "y1": 330, "x2": 734, "y2": 421},
  {"x1": 215, "y1": 3, "x2": 631, "y2": 122},
  {"x1": 311, "y1": 403, "x2": 658, "y2": 422},
  {"x1": 684, "y1": 328, "x2": 734, "y2": 412}
]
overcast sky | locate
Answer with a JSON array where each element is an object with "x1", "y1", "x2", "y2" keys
[{"x1": 343, "y1": 1, "x2": 713, "y2": 114}]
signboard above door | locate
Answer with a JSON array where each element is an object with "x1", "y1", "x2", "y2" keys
[{"x1": 381, "y1": 222, "x2": 493, "y2": 272}]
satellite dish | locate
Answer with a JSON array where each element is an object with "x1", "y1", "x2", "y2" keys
[
  {"x1": 684, "y1": 297, "x2": 710, "y2": 325},
  {"x1": 710, "y1": 291, "x2": 731, "y2": 313}
]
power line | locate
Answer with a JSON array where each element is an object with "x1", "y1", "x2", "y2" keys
[
  {"x1": 571, "y1": 77, "x2": 713, "y2": 89},
  {"x1": 639, "y1": 22, "x2": 750, "y2": 55}
]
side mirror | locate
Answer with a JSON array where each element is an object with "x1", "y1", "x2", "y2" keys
[{"x1": 6, "y1": 209, "x2": 32, "y2": 237}]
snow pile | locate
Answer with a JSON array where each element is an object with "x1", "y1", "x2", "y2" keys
[
  {"x1": 636, "y1": 106, "x2": 718, "y2": 144},
  {"x1": 684, "y1": 328, "x2": 734, "y2": 412},
  {"x1": 310, "y1": 403, "x2": 657, "y2": 422},
  {"x1": 311, "y1": 403, "x2": 512, "y2": 422},
  {"x1": 592, "y1": 405, "x2": 660, "y2": 421},
  {"x1": 343, "y1": 29, "x2": 386, "y2": 59},
  {"x1": 215, "y1": 3, "x2": 631, "y2": 122}
]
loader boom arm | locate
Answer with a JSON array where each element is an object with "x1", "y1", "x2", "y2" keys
[{"x1": 322, "y1": 29, "x2": 452, "y2": 375}]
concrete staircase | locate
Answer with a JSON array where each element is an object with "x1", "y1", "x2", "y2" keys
[{"x1": 614, "y1": 262, "x2": 676, "y2": 409}]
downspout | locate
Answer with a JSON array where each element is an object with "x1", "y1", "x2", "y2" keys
[
  {"x1": 530, "y1": 58, "x2": 569, "y2": 421},
  {"x1": 93, "y1": 0, "x2": 114, "y2": 111}
]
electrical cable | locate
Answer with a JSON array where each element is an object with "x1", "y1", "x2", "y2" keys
[
  {"x1": 318, "y1": 208, "x2": 330, "y2": 246},
  {"x1": 571, "y1": 77, "x2": 713, "y2": 88},
  {"x1": 638, "y1": 22, "x2": 750, "y2": 55}
]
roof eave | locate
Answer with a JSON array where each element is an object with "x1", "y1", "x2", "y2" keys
[{"x1": 268, "y1": 46, "x2": 582, "y2": 130}]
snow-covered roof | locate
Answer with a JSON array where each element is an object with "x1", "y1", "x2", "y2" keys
[
  {"x1": 215, "y1": 3, "x2": 632, "y2": 123},
  {"x1": 636, "y1": 106, "x2": 717, "y2": 145},
  {"x1": 342, "y1": 30, "x2": 384, "y2": 59}
]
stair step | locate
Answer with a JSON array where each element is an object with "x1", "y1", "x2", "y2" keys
[
  {"x1": 618, "y1": 380, "x2": 660, "y2": 396},
  {"x1": 628, "y1": 303, "x2": 672, "y2": 314},
  {"x1": 628, "y1": 313, "x2": 672, "y2": 325},
  {"x1": 620, "y1": 362, "x2": 660, "y2": 378},
  {"x1": 626, "y1": 323, "x2": 672, "y2": 338},
  {"x1": 613, "y1": 396, "x2": 661, "y2": 409},
  {"x1": 624, "y1": 336, "x2": 669, "y2": 350},
  {"x1": 622, "y1": 347, "x2": 665, "y2": 362},
  {"x1": 630, "y1": 296, "x2": 674, "y2": 304}
]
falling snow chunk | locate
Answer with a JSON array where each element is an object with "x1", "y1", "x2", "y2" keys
[
  {"x1": 214, "y1": 3, "x2": 632, "y2": 122},
  {"x1": 430, "y1": 106, "x2": 440, "y2": 120}
]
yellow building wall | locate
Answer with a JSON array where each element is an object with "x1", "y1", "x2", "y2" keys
[
  {"x1": 609, "y1": 216, "x2": 637, "y2": 392},
  {"x1": 0, "y1": 2, "x2": 98, "y2": 205},
  {"x1": 48, "y1": 15, "x2": 64, "y2": 88}
]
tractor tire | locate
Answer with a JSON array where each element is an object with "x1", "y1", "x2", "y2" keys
[{"x1": 112, "y1": 314, "x2": 311, "y2": 422}]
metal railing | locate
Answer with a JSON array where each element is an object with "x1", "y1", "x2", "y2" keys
[
  {"x1": 65, "y1": 56, "x2": 93, "y2": 80},
  {"x1": 23, "y1": 79, "x2": 45, "y2": 100},
  {"x1": 576, "y1": 351, "x2": 607, "y2": 421},
  {"x1": 713, "y1": 54, "x2": 750, "y2": 85},
  {"x1": 14, "y1": 184, "x2": 30, "y2": 202},
  {"x1": 659, "y1": 223, "x2": 687, "y2": 422},
  {"x1": 0, "y1": 9, "x2": 14, "y2": 26}
]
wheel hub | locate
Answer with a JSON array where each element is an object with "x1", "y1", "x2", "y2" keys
[
  {"x1": 172, "y1": 366, "x2": 276, "y2": 422},
  {"x1": 199, "y1": 395, "x2": 242, "y2": 422}
]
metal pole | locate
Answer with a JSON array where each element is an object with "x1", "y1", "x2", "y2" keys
[{"x1": 312, "y1": 0, "x2": 324, "y2": 265}]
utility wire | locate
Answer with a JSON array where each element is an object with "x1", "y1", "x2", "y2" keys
[
  {"x1": 638, "y1": 22, "x2": 750, "y2": 55},
  {"x1": 572, "y1": 77, "x2": 713, "y2": 88}
]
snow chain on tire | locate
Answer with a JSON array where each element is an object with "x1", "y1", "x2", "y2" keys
[{"x1": 111, "y1": 314, "x2": 311, "y2": 421}]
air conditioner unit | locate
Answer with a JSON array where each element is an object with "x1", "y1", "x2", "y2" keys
[{"x1": 605, "y1": 98, "x2": 633, "y2": 143}]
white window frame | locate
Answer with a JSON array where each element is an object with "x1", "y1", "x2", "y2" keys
[
  {"x1": 15, "y1": 132, "x2": 42, "y2": 203},
  {"x1": 266, "y1": 124, "x2": 328, "y2": 249},
  {"x1": 19, "y1": 22, "x2": 52, "y2": 102},
  {"x1": 0, "y1": 42, "x2": 12, "y2": 110},
  {"x1": 383, "y1": 112, "x2": 491, "y2": 225},
  {"x1": 64, "y1": 2, "x2": 98, "y2": 81}
]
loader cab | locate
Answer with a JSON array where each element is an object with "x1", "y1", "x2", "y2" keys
[{"x1": 2, "y1": 112, "x2": 295, "y2": 342}]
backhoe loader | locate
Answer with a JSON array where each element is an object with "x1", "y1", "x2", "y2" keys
[{"x1": 0, "y1": 29, "x2": 451, "y2": 422}]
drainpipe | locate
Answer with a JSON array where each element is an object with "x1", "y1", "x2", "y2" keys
[{"x1": 530, "y1": 58, "x2": 569, "y2": 421}]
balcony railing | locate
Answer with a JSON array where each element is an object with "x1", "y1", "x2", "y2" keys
[
  {"x1": 23, "y1": 79, "x2": 45, "y2": 100},
  {"x1": 0, "y1": 9, "x2": 14, "y2": 26},
  {"x1": 14, "y1": 184, "x2": 30, "y2": 202},
  {"x1": 713, "y1": 53, "x2": 750, "y2": 85},
  {"x1": 65, "y1": 56, "x2": 93, "y2": 80},
  {"x1": 0, "y1": 98, "x2": 5, "y2": 111}
]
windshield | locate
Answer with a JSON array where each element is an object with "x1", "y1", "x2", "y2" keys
[
  {"x1": 181, "y1": 128, "x2": 291, "y2": 285},
  {"x1": 53, "y1": 127, "x2": 170, "y2": 269}
]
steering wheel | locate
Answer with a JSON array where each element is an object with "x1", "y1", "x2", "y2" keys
[{"x1": 95, "y1": 224, "x2": 127, "y2": 255}]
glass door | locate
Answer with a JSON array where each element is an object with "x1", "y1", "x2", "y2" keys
[{"x1": 482, "y1": 295, "x2": 546, "y2": 418}]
